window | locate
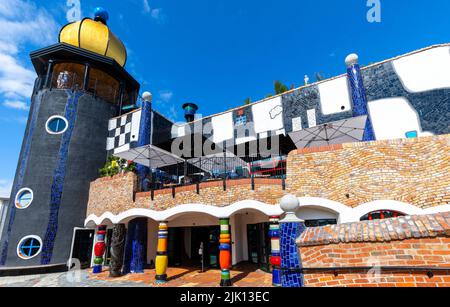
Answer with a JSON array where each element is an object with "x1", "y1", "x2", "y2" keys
[
  {"x1": 305, "y1": 219, "x2": 337, "y2": 227},
  {"x1": 15, "y1": 188, "x2": 33, "y2": 209},
  {"x1": 360, "y1": 210, "x2": 405, "y2": 221},
  {"x1": 46, "y1": 116, "x2": 68, "y2": 135},
  {"x1": 17, "y1": 236, "x2": 42, "y2": 260},
  {"x1": 88, "y1": 68, "x2": 120, "y2": 104},
  {"x1": 52, "y1": 62, "x2": 85, "y2": 90}
]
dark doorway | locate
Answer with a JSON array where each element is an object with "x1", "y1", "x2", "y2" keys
[
  {"x1": 247, "y1": 223, "x2": 271, "y2": 272},
  {"x1": 71, "y1": 228, "x2": 95, "y2": 269},
  {"x1": 103, "y1": 229, "x2": 113, "y2": 266},
  {"x1": 168, "y1": 226, "x2": 220, "y2": 268}
]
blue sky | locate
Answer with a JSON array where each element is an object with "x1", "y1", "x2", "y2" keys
[{"x1": 1, "y1": 0, "x2": 449, "y2": 197}]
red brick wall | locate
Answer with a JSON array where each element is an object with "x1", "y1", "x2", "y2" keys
[{"x1": 300, "y1": 237, "x2": 450, "y2": 287}]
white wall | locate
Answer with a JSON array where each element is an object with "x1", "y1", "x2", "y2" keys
[
  {"x1": 251, "y1": 97, "x2": 284, "y2": 134},
  {"x1": 296, "y1": 206, "x2": 339, "y2": 221},
  {"x1": 318, "y1": 76, "x2": 352, "y2": 115},
  {"x1": 368, "y1": 97, "x2": 432, "y2": 140},
  {"x1": 393, "y1": 46, "x2": 450, "y2": 93},
  {"x1": 212, "y1": 112, "x2": 234, "y2": 144},
  {"x1": 168, "y1": 213, "x2": 219, "y2": 228},
  {"x1": 231, "y1": 210, "x2": 269, "y2": 265}
]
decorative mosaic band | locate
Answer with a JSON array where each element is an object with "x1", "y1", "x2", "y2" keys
[
  {"x1": 93, "y1": 225, "x2": 107, "y2": 274},
  {"x1": 280, "y1": 221, "x2": 306, "y2": 287},
  {"x1": 346, "y1": 64, "x2": 376, "y2": 141},
  {"x1": 136, "y1": 99, "x2": 152, "y2": 191},
  {"x1": 269, "y1": 216, "x2": 281, "y2": 287},
  {"x1": 0, "y1": 92, "x2": 44, "y2": 265},
  {"x1": 155, "y1": 222, "x2": 168, "y2": 283},
  {"x1": 41, "y1": 90, "x2": 84, "y2": 265},
  {"x1": 219, "y1": 218, "x2": 232, "y2": 287}
]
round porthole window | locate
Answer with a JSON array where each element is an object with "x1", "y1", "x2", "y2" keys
[
  {"x1": 17, "y1": 235, "x2": 42, "y2": 260},
  {"x1": 46, "y1": 116, "x2": 68, "y2": 135},
  {"x1": 15, "y1": 188, "x2": 33, "y2": 209}
]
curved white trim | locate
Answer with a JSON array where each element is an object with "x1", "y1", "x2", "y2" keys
[
  {"x1": 85, "y1": 198, "x2": 450, "y2": 227},
  {"x1": 15, "y1": 188, "x2": 34, "y2": 210},
  {"x1": 45, "y1": 115, "x2": 68, "y2": 135},
  {"x1": 296, "y1": 197, "x2": 353, "y2": 223},
  {"x1": 85, "y1": 200, "x2": 284, "y2": 226},
  {"x1": 17, "y1": 235, "x2": 43, "y2": 260},
  {"x1": 352, "y1": 200, "x2": 424, "y2": 219}
]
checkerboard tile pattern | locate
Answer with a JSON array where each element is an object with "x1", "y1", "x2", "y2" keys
[{"x1": 107, "y1": 111, "x2": 141, "y2": 154}]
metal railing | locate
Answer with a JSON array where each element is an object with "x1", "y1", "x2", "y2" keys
[{"x1": 141, "y1": 155, "x2": 287, "y2": 195}]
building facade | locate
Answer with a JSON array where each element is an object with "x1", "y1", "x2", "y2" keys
[{"x1": 0, "y1": 8, "x2": 449, "y2": 287}]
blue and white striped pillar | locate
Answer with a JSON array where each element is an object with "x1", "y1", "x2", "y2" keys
[
  {"x1": 345, "y1": 54, "x2": 376, "y2": 141},
  {"x1": 136, "y1": 92, "x2": 153, "y2": 191},
  {"x1": 279, "y1": 195, "x2": 306, "y2": 288}
]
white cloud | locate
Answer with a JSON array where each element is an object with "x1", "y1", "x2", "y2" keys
[
  {"x1": 0, "y1": 179, "x2": 12, "y2": 198},
  {"x1": 143, "y1": 0, "x2": 151, "y2": 13},
  {"x1": 3, "y1": 100, "x2": 29, "y2": 111},
  {"x1": 159, "y1": 90, "x2": 174, "y2": 103},
  {"x1": 0, "y1": 1, "x2": 59, "y2": 110},
  {"x1": 142, "y1": 0, "x2": 166, "y2": 23}
]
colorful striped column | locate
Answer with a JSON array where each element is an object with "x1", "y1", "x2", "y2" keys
[
  {"x1": 155, "y1": 222, "x2": 169, "y2": 283},
  {"x1": 269, "y1": 216, "x2": 281, "y2": 287},
  {"x1": 219, "y1": 218, "x2": 232, "y2": 287},
  {"x1": 93, "y1": 225, "x2": 107, "y2": 274}
]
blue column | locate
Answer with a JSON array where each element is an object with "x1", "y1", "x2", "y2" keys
[
  {"x1": 280, "y1": 222, "x2": 306, "y2": 287},
  {"x1": 279, "y1": 195, "x2": 306, "y2": 288},
  {"x1": 346, "y1": 54, "x2": 376, "y2": 141},
  {"x1": 136, "y1": 92, "x2": 152, "y2": 191},
  {"x1": 123, "y1": 218, "x2": 147, "y2": 274}
]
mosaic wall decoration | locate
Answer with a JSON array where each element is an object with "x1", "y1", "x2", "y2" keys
[
  {"x1": 347, "y1": 63, "x2": 376, "y2": 141},
  {"x1": 136, "y1": 99, "x2": 152, "y2": 191},
  {"x1": 0, "y1": 92, "x2": 44, "y2": 265},
  {"x1": 41, "y1": 90, "x2": 83, "y2": 265},
  {"x1": 123, "y1": 218, "x2": 147, "y2": 274},
  {"x1": 281, "y1": 221, "x2": 306, "y2": 287}
]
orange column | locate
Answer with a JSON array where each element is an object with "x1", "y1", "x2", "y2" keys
[{"x1": 155, "y1": 222, "x2": 168, "y2": 283}]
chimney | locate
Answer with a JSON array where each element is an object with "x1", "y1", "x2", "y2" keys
[{"x1": 182, "y1": 103, "x2": 199, "y2": 123}]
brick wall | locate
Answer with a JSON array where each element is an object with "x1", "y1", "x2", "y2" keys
[
  {"x1": 87, "y1": 176, "x2": 284, "y2": 217},
  {"x1": 87, "y1": 135, "x2": 449, "y2": 217},
  {"x1": 87, "y1": 172, "x2": 137, "y2": 217},
  {"x1": 298, "y1": 213, "x2": 450, "y2": 287},
  {"x1": 286, "y1": 135, "x2": 450, "y2": 208}
]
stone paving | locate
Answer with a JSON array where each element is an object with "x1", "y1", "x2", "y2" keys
[{"x1": 0, "y1": 264, "x2": 272, "y2": 287}]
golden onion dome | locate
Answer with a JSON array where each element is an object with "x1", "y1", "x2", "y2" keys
[{"x1": 59, "y1": 8, "x2": 127, "y2": 67}]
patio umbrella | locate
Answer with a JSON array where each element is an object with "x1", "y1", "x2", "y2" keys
[{"x1": 288, "y1": 116, "x2": 368, "y2": 149}]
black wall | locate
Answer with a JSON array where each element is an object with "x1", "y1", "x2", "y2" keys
[{"x1": 2, "y1": 89, "x2": 116, "y2": 267}]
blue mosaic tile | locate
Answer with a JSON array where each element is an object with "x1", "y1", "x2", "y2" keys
[
  {"x1": 41, "y1": 90, "x2": 84, "y2": 264},
  {"x1": 280, "y1": 222, "x2": 306, "y2": 287},
  {"x1": 123, "y1": 218, "x2": 147, "y2": 274},
  {"x1": 347, "y1": 64, "x2": 376, "y2": 141},
  {"x1": 136, "y1": 100, "x2": 152, "y2": 190},
  {"x1": 0, "y1": 92, "x2": 44, "y2": 265}
]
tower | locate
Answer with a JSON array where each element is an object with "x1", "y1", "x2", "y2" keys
[{"x1": 0, "y1": 8, "x2": 139, "y2": 267}]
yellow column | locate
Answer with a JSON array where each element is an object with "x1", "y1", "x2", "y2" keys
[{"x1": 155, "y1": 222, "x2": 168, "y2": 283}]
